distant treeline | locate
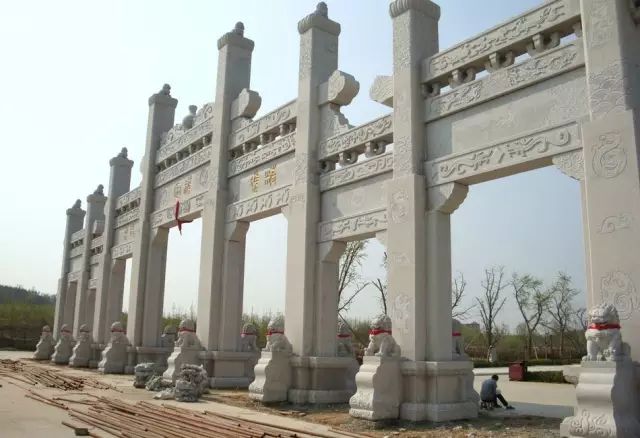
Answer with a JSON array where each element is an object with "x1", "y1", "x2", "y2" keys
[{"x1": 0, "y1": 284, "x2": 55, "y2": 305}]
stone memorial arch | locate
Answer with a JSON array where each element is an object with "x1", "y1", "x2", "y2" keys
[{"x1": 51, "y1": 0, "x2": 640, "y2": 422}]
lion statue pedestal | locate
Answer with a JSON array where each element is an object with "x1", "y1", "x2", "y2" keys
[
  {"x1": 98, "y1": 322, "x2": 131, "y2": 374},
  {"x1": 249, "y1": 315, "x2": 293, "y2": 402},
  {"x1": 51, "y1": 324, "x2": 75, "y2": 365},
  {"x1": 163, "y1": 319, "x2": 203, "y2": 383},
  {"x1": 349, "y1": 315, "x2": 403, "y2": 420},
  {"x1": 69, "y1": 324, "x2": 93, "y2": 367},
  {"x1": 561, "y1": 304, "x2": 640, "y2": 438}
]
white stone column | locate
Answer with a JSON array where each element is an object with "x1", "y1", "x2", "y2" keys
[
  {"x1": 285, "y1": 1, "x2": 339, "y2": 358},
  {"x1": 197, "y1": 23, "x2": 253, "y2": 353},
  {"x1": 126, "y1": 85, "x2": 177, "y2": 356},
  {"x1": 580, "y1": 0, "x2": 640, "y2": 360},
  {"x1": 385, "y1": 0, "x2": 477, "y2": 422},
  {"x1": 218, "y1": 221, "x2": 249, "y2": 351},
  {"x1": 315, "y1": 240, "x2": 346, "y2": 357},
  {"x1": 93, "y1": 148, "x2": 133, "y2": 345},
  {"x1": 141, "y1": 227, "x2": 169, "y2": 347},
  {"x1": 73, "y1": 185, "x2": 106, "y2": 337},
  {"x1": 53, "y1": 200, "x2": 85, "y2": 339},
  {"x1": 103, "y1": 259, "x2": 126, "y2": 343}
]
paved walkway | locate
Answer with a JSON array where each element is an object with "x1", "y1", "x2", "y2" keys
[{"x1": 473, "y1": 365, "x2": 565, "y2": 375}]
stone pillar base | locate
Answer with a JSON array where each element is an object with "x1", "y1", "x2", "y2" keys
[
  {"x1": 350, "y1": 356, "x2": 402, "y2": 420},
  {"x1": 289, "y1": 356, "x2": 359, "y2": 404},
  {"x1": 163, "y1": 346, "x2": 202, "y2": 382},
  {"x1": 561, "y1": 359, "x2": 640, "y2": 437},
  {"x1": 249, "y1": 351, "x2": 292, "y2": 403},
  {"x1": 200, "y1": 350, "x2": 260, "y2": 388},
  {"x1": 136, "y1": 346, "x2": 173, "y2": 373},
  {"x1": 400, "y1": 360, "x2": 478, "y2": 422}
]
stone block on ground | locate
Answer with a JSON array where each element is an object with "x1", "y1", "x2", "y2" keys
[{"x1": 249, "y1": 351, "x2": 292, "y2": 402}]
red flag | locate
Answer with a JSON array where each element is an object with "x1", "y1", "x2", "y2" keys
[{"x1": 174, "y1": 200, "x2": 193, "y2": 235}]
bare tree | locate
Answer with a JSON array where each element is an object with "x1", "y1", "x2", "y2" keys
[
  {"x1": 370, "y1": 252, "x2": 388, "y2": 315},
  {"x1": 512, "y1": 273, "x2": 550, "y2": 359},
  {"x1": 545, "y1": 272, "x2": 579, "y2": 358},
  {"x1": 337, "y1": 241, "x2": 368, "y2": 312},
  {"x1": 452, "y1": 272, "x2": 475, "y2": 320},
  {"x1": 475, "y1": 267, "x2": 509, "y2": 352},
  {"x1": 574, "y1": 307, "x2": 588, "y2": 331}
]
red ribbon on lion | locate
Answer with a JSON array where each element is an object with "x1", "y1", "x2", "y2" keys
[
  {"x1": 174, "y1": 200, "x2": 193, "y2": 235},
  {"x1": 588, "y1": 323, "x2": 620, "y2": 330},
  {"x1": 267, "y1": 330, "x2": 284, "y2": 336},
  {"x1": 369, "y1": 329, "x2": 392, "y2": 335}
]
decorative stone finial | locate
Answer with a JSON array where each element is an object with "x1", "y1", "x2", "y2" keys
[
  {"x1": 389, "y1": 0, "x2": 441, "y2": 20},
  {"x1": 316, "y1": 2, "x2": 328, "y2": 17},
  {"x1": 234, "y1": 21, "x2": 245, "y2": 36},
  {"x1": 94, "y1": 184, "x2": 104, "y2": 196},
  {"x1": 182, "y1": 105, "x2": 198, "y2": 130},
  {"x1": 72, "y1": 199, "x2": 81, "y2": 209},
  {"x1": 118, "y1": 147, "x2": 128, "y2": 158},
  {"x1": 160, "y1": 83, "x2": 171, "y2": 96}
]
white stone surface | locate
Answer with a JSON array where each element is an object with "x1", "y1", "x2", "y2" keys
[
  {"x1": 163, "y1": 319, "x2": 203, "y2": 382},
  {"x1": 349, "y1": 356, "x2": 402, "y2": 420},
  {"x1": 249, "y1": 351, "x2": 292, "y2": 402}
]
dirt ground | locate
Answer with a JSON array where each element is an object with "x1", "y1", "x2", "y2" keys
[{"x1": 0, "y1": 353, "x2": 562, "y2": 438}]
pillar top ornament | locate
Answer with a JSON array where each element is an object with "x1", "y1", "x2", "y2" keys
[
  {"x1": 87, "y1": 184, "x2": 106, "y2": 203},
  {"x1": 217, "y1": 21, "x2": 254, "y2": 51},
  {"x1": 66, "y1": 199, "x2": 85, "y2": 216},
  {"x1": 148, "y1": 83, "x2": 178, "y2": 107},
  {"x1": 110, "y1": 146, "x2": 134, "y2": 168},
  {"x1": 298, "y1": 2, "x2": 341, "y2": 36},
  {"x1": 389, "y1": 0, "x2": 440, "y2": 20}
]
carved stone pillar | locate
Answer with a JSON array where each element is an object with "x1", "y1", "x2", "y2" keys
[
  {"x1": 53, "y1": 200, "x2": 85, "y2": 339},
  {"x1": 126, "y1": 85, "x2": 177, "y2": 371},
  {"x1": 93, "y1": 148, "x2": 133, "y2": 348},
  {"x1": 580, "y1": 0, "x2": 640, "y2": 361},
  {"x1": 196, "y1": 23, "x2": 254, "y2": 387},
  {"x1": 384, "y1": 0, "x2": 478, "y2": 422},
  {"x1": 73, "y1": 185, "x2": 106, "y2": 337}
]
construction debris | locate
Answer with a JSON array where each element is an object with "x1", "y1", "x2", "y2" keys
[{"x1": 0, "y1": 359, "x2": 117, "y2": 391}]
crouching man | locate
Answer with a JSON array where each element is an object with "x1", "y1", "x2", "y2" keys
[{"x1": 480, "y1": 374, "x2": 515, "y2": 410}]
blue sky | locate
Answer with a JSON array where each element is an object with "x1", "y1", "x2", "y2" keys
[{"x1": 0, "y1": 0, "x2": 586, "y2": 329}]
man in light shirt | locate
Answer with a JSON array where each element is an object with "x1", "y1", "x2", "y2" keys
[{"x1": 480, "y1": 374, "x2": 515, "y2": 410}]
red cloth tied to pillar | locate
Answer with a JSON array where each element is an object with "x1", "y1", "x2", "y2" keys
[
  {"x1": 588, "y1": 323, "x2": 621, "y2": 330},
  {"x1": 60, "y1": 328, "x2": 72, "y2": 333},
  {"x1": 369, "y1": 329, "x2": 392, "y2": 335},
  {"x1": 174, "y1": 200, "x2": 193, "y2": 235},
  {"x1": 178, "y1": 328, "x2": 196, "y2": 333},
  {"x1": 337, "y1": 333, "x2": 352, "y2": 338},
  {"x1": 452, "y1": 331, "x2": 462, "y2": 337},
  {"x1": 267, "y1": 330, "x2": 284, "y2": 336},
  {"x1": 111, "y1": 327, "x2": 126, "y2": 333}
]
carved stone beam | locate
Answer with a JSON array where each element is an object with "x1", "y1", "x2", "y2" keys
[
  {"x1": 230, "y1": 88, "x2": 262, "y2": 121},
  {"x1": 449, "y1": 68, "x2": 476, "y2": 89},
  {"x1": 484, "y1": 51, "x2": 515, "y2": 73},
  {"x1": 631, "y1": 0, "x2": 640, "y2": 25},
  {"x1": 422, "y1": 82, "x2": 441, "y2": 97},
  {"x1": 427, "y1": 182, "x2": 468, "y2": 214},
  {"x1": 526, "y1": 32, "x2": 560, "y2": 57},
  {"x1": 318, "y1": 70, "x2": 360, "y2": 106},
  {"x1": 369, "y1": 75, "x2": 393, "y2": 107},
  {"x1": 338, "y1": 150, "x2": 358, "y2": 166},
  {"x1": 552, "y1": 150, "x2": 584, "y2": 181},
  {"x1": 375, "y1": 230, "x2": 387, "y2": 246}
]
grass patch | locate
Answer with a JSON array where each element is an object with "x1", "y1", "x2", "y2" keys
[{"x1": 524, "y1": 370, "x2": 570, "y2": 384}]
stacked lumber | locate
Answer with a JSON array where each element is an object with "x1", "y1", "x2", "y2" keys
[
  {"x1": 28, "y1": 392, "x2": 371, "y2": 438},
  {"x1": 0, "y1": 359, "x2": 116, "y2": 391}
]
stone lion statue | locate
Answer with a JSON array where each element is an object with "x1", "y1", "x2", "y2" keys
[
  {"x1": 264, "y1": 315, "x2": 292, "y2": 353},
  {"x1": 33, "y1": 325, "x2": 55, "y2": 360},
  {"x1": 583, "y1": 303, "x2": 627, "y2": 361},
  {"x1": 109, "y1": 321, "x2": 129, "y2": 345},
  {"x1": 240, "y1": 323, "x2": 258, "y2": 352},
  {"x1": 337, "y1": 321, "x2": 354, "y2": 357},
  {"x1": 176, "y1": 319, "x2": 201, "y2": 349},
  {"x1": 364, "y1": 314, "x2": 400, "y2": 357},
  {"x1": 160, "y1": 325, "x2": 177, "y2": 348}
]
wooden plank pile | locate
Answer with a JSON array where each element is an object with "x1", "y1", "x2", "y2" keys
[{"x1": 0, "y1": 359, "x2": 116, "y2": 391}]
